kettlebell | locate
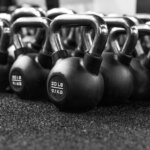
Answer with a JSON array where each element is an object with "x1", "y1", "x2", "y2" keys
[
  {"x1": 129, "y1": 23, "x2": 150, "y2": 101},
  {"x1": 9, "y1": 17, "x2": 51, "y2": 99},
  {"x1": 47, "y1": 14, "x2": 108, "y2": 111},
  {"x1": 0, "y1": 21, "x2": 11, "y2": 91},
  {"x1": 100, "y1": 24, "x2": 138, "y2": 105},
  {"x1": 84, "y1": 14, "x2": 139, "y2": 105}
]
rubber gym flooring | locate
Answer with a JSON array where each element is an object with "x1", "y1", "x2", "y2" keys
[{"x1": 0, "y1": 93, "x2": 150, "y2": 150}]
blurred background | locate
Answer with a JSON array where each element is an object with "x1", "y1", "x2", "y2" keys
[{"x1": 0, "y1": 0, "x2": 150, "y2": 14}]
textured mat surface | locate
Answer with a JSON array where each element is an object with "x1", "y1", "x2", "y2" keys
[{"x1": 0, "y1": 93, "x2": 150, "y2": 150}]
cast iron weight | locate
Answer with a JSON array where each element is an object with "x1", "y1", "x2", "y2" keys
[
  {"x1": 9, "y1": 17, "x2": 52, "y2": 99},
  {"x1": 129, "y1": 23, "x2": 150, "y2": 101},
  {"x1": 84, "y1": 13, "x2": 139, "y2": 105},
  {"x1": 97, "y1": 25, "x2": 136, "y2": 104},
  {"x1": 101, "y1": 25, "x2": 138, "y2": 104},
  {"x1": 47, "y1": 14, "x2": 108, "y2": 111}
]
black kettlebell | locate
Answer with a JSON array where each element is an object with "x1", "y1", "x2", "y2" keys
[
  {"x1": 85, "y1": 14, "x2": 139, "y2": 105},
  {"x1": 129, "y1": 23, "x2": 150, "y2": 101},
  {"x1": 47, "y1": 14, "x2": 108, "y2": 111},
  {"x1": 9, "y1": 17, "x2": 51, "y2": 99},
  {"x1": 100, "y1": 24, "x2": 138, "y2": 105},
  {"x1": 0, "y1": 21, "x2": 11, "y2": 91}
]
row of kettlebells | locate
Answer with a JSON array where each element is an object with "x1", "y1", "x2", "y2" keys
[{"x1": 1, "y1": 6, "x2": 150, "y2": 112}]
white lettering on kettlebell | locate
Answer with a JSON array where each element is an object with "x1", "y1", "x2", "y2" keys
[
  {"x1": 51, "y1": 81, "x2": 64, "y2": 95},
  {"x1": 12, "y1": 75, "x2": 22, "y2": 87}
]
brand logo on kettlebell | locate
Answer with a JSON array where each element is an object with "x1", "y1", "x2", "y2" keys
[
  {"x1": 10, "y1": 70, "x2": 24, "y2": 91},
  {"x1": 48, "y1": 76, "x2": 67, "y2": 102}
]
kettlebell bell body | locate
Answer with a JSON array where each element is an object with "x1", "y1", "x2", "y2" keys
[
  {"x1": 101, "y1": 52, "x2": 134, "y2": 104},
  {"x1": 47, "y1": 55, "x2": 103, "y2": 111}
]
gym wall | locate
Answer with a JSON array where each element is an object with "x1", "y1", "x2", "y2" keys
[{"x1": 15, "y1": 0, "x2": 150, "y2": 14}]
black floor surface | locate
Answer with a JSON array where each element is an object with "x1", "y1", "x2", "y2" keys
[{"x1": 0, "y1": 93, "x2": 150, "y2": 150}]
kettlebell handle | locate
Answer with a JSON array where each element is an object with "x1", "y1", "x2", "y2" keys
[
  {"x1": 137, "y1": 24, "x2": 150, "y2": 36},
  {"x1": 11, "y1": 17, "x2": 49, "y2": 53},
  {"x1": 11, "y1": 17, "x2": 49, "y2": 33},
  {"x1": 136, "y1": 14, "x2": 150, "y2": 23},
  {"x1": 110, "y1": 25, "x2": 138, "y2": 56},
  {"x1": 136, "y1": 23, "x2": 150, "y2": 60},
  {"x1": 46, "y1": 8, "x2": 75, "y2": 54},
  {"x1": 50, "y1": 14, "x2": 108, "y2": 56},
  {"x1": 109, "y1": 17, "x2": 138, "y2": 56},
  {"x1": 36, "y1": 7, "x2": 46, "y2": 17},
  {"x1": 11, "y1": 7, "x2": 41, "y2": 23},
  {"x1": 47, "y1": 8, "x2": 74, "y2": 20},
  {"x1": 110, "y1": 28, "x2": 128, "y2": 54}
]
